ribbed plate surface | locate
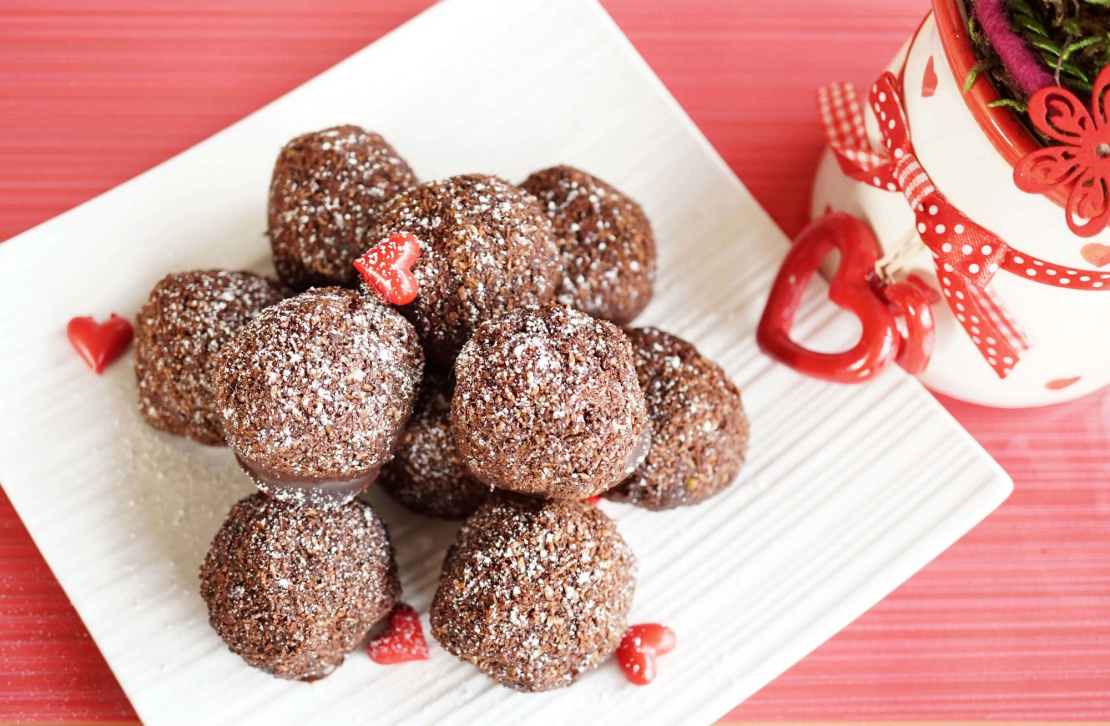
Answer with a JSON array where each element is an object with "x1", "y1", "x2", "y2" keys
[{"x1": 0, "y1": 0, "x2": 1011, "y2": 723}]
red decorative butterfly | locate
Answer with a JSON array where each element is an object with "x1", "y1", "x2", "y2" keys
[{"x1": 1014, "y1": 64, "x2": 1110, "y2": 238}]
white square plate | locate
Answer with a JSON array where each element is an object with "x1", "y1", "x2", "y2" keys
[{"x1": 0, "y1": 0, "x2": 1012, "y2": 723}]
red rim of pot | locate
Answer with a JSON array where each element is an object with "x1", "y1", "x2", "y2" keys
[{"x1": 931, "y1": 0, "x2": 1069, "y2": 209}]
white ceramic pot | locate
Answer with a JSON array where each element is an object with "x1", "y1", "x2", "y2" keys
[{"x1": 812, "y1": 3, "x2": 1110, "y2": 407}]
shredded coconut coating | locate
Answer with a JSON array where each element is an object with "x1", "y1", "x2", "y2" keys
[
  {"x1": 268, "y1": 126, "x2": 417, "y2": 290},
  {"x1": 199, "y1": 493, "x2": 400, "y2": 681},
  {"x1": 211, "y1": 287, "x2": 423, "y2": 483},
  {"x1": 521, "y1": 166, "x2": 656, "y2": 325},
  {"x1": 375, "y1": 369, "x2": 490, "y2": 520},
  {"x1": 134, "y1": 270, "x2": 286, "y2": 445},
  {"x1": 368, "y1": 174, "x2": 561, "y2": 364},
  {"x1": 452, "y1": 304, "x2": 647, "y2": 500},
  {"x1": 430, "y1": 492, "x2": 636, "y2": 692},
  {"x1": 606, "y1": 327, "x2": 749, "y2": 510}
]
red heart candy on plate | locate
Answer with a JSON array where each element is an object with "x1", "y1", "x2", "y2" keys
[
  {"x1": 367, "y1": 603, "x2": 429, "y2": 665},
  {"x1": 1081, "y1": 242, "x2": 1110, "y2": 268},
  {"x1": 67, "y1": 314, "x2": 134, "y2": 374},
  {"x1": 921, "y1": 56, "x2": 938, "y2": 98},
  {"x1": 354, "y1": 232, "x2": 422, "y2": 305},
  {"x1": 617, "y1": 623, "x2": 676, "y2": 685}
]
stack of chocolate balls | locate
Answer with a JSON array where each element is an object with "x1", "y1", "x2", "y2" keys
[{"x1": 132, "y1": 125, "x2": 750, "y2": 690}]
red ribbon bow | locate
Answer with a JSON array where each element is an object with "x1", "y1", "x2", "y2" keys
[
  {"x1": 820, "y1": 72, "x2": 1110, "y2": 379},
  {"x1": 819, "y1": 73, "x2": 1024, "y2": 377}
]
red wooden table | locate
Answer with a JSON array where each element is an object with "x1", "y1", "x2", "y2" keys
[{"x1": 2, "y1": 1, "x2": 1109, "y2": 721}]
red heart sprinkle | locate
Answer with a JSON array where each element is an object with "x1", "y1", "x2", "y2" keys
[
  {"x1": 1081, "y1": 243, "x2": 1110, "y2": 268},
  {"x1": 617, "y1": 623, "x2": 676, "y2": 685},
  {"x1": 1045, "y1": 376, "x2": 1081, "y2": 390},
  {"x1": 367, "y1": 603, "x2": 429, "y2": 665},
  {"x1": 354, "y1": 232, "x2": 422, "y2": 305},
  {"x1": 921, "y1": 56, "x2": 938, "y2": 98},
  {"x1": 67, "y1": 314, "x2": 134, "y2": 375},
  {"x1": 586, "y1": 496, "x2": 602, "y2": 507}
]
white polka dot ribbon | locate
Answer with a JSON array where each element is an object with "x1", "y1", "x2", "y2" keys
[{"x1": 818, "y1": 72, "x2": 1110, "y2": 379}]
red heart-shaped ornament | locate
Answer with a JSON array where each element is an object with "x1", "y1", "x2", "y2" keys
[
  {"x1": 921, "y1": 56, "x2": 938, "y2": 98},
  {"x1": 366, "y1": 603, "x2": 429, "y2": 665},
  {"x1": 904, "y1": 274, "x2": 942, "y2": 305},
  {"x1": 758, "y1": 213, "x2": 900, "y2": 383},
  {"x1": 1081, "y1": 242, "x2": 1110, "y2": 268},
  {"x1": 879, "y1": 277, "x2": 936, "y2": 375},
  {"x1": 617, "y1": 623, "x2": 676, "y2": 686},
  {"x1": 67, "y1": 314, "x2": 134, "y2": 374},
  {"x1": 354, "y1": 232, "x2": 422, "y2": 305}
]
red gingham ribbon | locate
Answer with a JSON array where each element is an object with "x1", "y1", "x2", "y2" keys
[{"x1": 818, "y1": 72, "x2": 1110, "y2": 378}]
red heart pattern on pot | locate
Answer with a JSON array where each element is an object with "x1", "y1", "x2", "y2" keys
[
  {"x1": 1045, "y1": 376, "x2": 1081, "y2": 390},
  {"x1": 354, "y1": 232, "x2": 423, "y2": 305},
  {"x1": 1081, "y1": 243, "x2": 1110, "y2": 268},
  {"x1": 67, "y1": 314, "x2": 134, "y2": 375},
  {"x1": 921, "y1": 56, "x2": 938, "y2": 98}
]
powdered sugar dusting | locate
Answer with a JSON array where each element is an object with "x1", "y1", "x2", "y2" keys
[
  {"x1": 212, "y1": 287, "x2": 423, "y2": 483},
  {"x1": 268, "y1": 126, "x2": 417, "y2": 289},
  {"x1": 376, "y1": 370, "x2": 490, "y2": 520},
  {"x1": 134, "y1": 270, "x2": 286, "y2": 445},
  {"x1": 430, "y1": 493, "x2": 635, "y2": 692},
  {"x1": 452, "y1": 304, "x2": 647, "y2": 499},
  {"x1": 199, "y1": 493, "x2": 400, "y2": 680},
  {"x1": 369, "y1": 174, "x2": 561, "y2": 362},
  {"x1": 606, "y1": 327, "x2": 749, "y2": 510},
  {"x1": 521, "y1": 166, "x2": 656, "y2": 325}
]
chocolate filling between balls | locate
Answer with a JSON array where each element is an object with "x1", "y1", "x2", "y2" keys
[{"x1": 234, "y1": 454, "x2": 385, "y2": 509}]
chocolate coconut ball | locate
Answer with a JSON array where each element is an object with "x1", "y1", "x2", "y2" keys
[
  {"x1": 431, "y1": 492, "x2": 635, "y2": 692},
  {"x1": 368, "y1": 174, "x2": 561, "y2": 363},
  {"x1": 134, "y1": 270, "x2": 286, "y2": 445},
  {"x1": 376, "y1": 369, "x2": 489, "y2": 520},
  {"x1": 521, "y1": 166, "x2": 656, "y2": 325},
  {"x1": 452, "y1": 304, "x2": 648, "y2": 500},
  {"x1": 605, "y1": 327, "x2": 749, "y2": 510},
  {"x1": 199, "y1": 493, "x2": 400, "y2": 681},
  {"x1": 268, "y1": 126, "x2": 417, "y2": 290},
  {"x1": 212, "y1": 287, "x2": 423, "y2": 507}
]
